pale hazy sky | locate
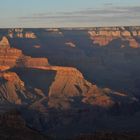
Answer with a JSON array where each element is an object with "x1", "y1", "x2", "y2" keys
[{"x1": 0, "y1": 0, "x2": 140, "y2": 27}]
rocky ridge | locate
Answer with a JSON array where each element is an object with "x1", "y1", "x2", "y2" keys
[{"x1": 88, "y1": 27, "x2": 140, "y2": 48}]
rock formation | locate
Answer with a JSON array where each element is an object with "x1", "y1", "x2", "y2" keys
[
  {"x1": 0, "y1": 72, "x2": 24, "y2": 104},
  {"x1": 88, "y1": 27, "x2": 140, "y2": 48},
  {"x1": 48, "y1": 66, "x2": 91, "y2": 97},
  {"x1": 8, "y1": 28, "x2": 36, "y2": 38},
  {"x1": 11, "y1": 66, "x2": 136, "y2": 110},
  {"x1": 0, "y1": 66, "x2": 10, "y2": 71},
  {"x1": 0, "y1": 37, "x2": 22, "y2": 67},
  {"x1": 0, "y1": 36, "x2": 10, "y2": 48},
  {"x1": 48, "y1": 67, "x2": 136, "y2": 108},
  {"x1": 65, "y1": 42, "x2": 76, "y2": 48},
  {"x1": 0, "y1": 36, "x2": 49, "y2": 68},
  {"x1": 0, "y1": 109, "x2": 48, "y2": 140},
  {"x1": 17, "y1": 56, "x2": 49, "y2": 67},
  {"x1": 0, "y1": 71, "x2": 45, "y2": 104}
]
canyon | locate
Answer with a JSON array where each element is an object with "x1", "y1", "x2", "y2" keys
[{"x1": 0, "y1": 36, "x2": 136, "y2": 107}]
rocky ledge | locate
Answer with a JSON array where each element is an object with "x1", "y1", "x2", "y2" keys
[{"x1": 0, "y1": 36, "x2": 49, "y2": 68}]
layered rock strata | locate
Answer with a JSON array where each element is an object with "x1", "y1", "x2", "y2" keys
[
  {"x1": 0, "y1": 36, "x2": 49, "y2": 69},
  {"x1": 88, "y1": 27, "x2": 140, "y2": 48}
]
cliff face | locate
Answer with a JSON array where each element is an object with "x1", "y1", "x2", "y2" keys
[
  {"x1": 88, "y1": 27, "x2": 140, "y2": 48},
  {"x1": 0, "y1": 36, "x2": 11, "y2": 48},
  {"x1": 17, "y1": 56, "x2": 49, "y2": 67},
  {"x1": 0, "y1": 36, "x2": 49, "y2": 69},
  {"x1": 0, "y1": 71, "x2": 46, "y2": 104},
  {"x1": 0, "y1": 37, "x2": 22, "y2": 67},
  {"x1": 12, "y1": 67, "x2": 92, "y2": 98},
  {"x1": 48, "y1": 66, "x2": 92, "y2": 97},
  {"x1": 0, "y1": 72, "x2": 24, "y2": 104}
]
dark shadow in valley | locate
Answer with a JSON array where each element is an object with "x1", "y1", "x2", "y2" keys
[{"x1": 11, "y1": 68, "x2": 56, "y2": 96}]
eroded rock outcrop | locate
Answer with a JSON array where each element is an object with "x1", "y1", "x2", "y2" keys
[
  {"x1": 48, "y1": 67, "x2": 137, "y2": 108},
  {"x1": 0, "y1": 66, "x2": 10, "y2": 71},
  {"x1": 48, "y1": 66, "x2": 91, "y2": 97},
  {"x1": 82, "y1": 86, "x2": 137, "y2": 108},
  {"x1": 0, "y1": 36, "x2": 11, "y2": 48},
  {"x1": 0, "y1": 72, "x2": 24, "y2": 104},
  {"x1": 0, "y1": 71, "x2": 45, "y2": 104},
  {"x1": 0, "y1": 36, "x2": 49, "y2": 69},
  {"x1": 17, "y1": 56, "x2": 49, "y2": 67},
  {"x1": 0, "y1": 37, "x2": 23, "y2": 67},
  {"x1": 16, "y1": 66, "x2": 137, "y2": 110}
]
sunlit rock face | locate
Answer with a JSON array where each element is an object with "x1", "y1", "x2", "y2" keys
[
  {"x1": 128, "y1": 38, "x2": 139, "y2": 48},
  {"x1": 88, "y1": 27, "x2": 140, "y2": 48},
  {"x1": 17, "y1": 56, "x2": 49, "y2": 67},
  {"x1": 0, "y1": 36, "x2": 11, "y2": 48},
  {"x1": 0, "y1": 37, "x2": 22, "y2": 67},
  {"x1": 0, "y1": 36, "x2": 49, "y2": 68},
  {"x1": 48, "y1": 66, "x2": 92, "y2": 97},
  {"x1": 0, "y1": 66, "x2": 10, "y2": 71},
  {"x1": 0, "y1": 72, "x2": 24, "y2": 104},
  {"x1": 10, "y1": 65, "x2": 136, "y2": 111},
  {"x1": 0, "y1": 71, "x2": 45, "y2": 105}
]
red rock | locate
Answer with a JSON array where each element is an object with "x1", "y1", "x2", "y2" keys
[
  {"x1": 0, "y1": 36, "x2": 10, "y2": 48},
  {"x1": 0, "y1": 36, "x2": 49, "y2": 68},
  {"x1": 129, "y1": 38, "x2": 139, "y2": 48},
  {"x1": 88, "y1": 29, "x2": 140, "y2": 47}
]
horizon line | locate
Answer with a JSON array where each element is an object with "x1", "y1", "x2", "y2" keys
[{"x1": 0, "y1": 25, "x2": 140, "y2": 29}]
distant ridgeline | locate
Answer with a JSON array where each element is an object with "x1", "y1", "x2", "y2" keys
[
  {"x1": 8, "y1": 28, "x2": 36, "y2": 38},
  {"x1": 0, "y1": 26, "x2": 138, "y2": 48},
  {"x1": 88, "y1": 26, "x2": 140, "y2": 48}
]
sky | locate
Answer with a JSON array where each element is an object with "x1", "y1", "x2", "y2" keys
[{"x1": 0, "y1": 0, "x2": 140, "y2": 27}]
